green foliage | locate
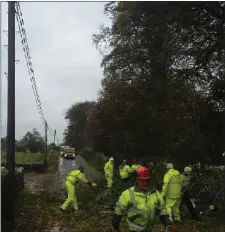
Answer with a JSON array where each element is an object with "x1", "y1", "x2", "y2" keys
[
  {"x1": 47, "y1": 150, "x2": 60, "y2": 173},
  {"x1": 64, "y1": 2, "x2": 224, "y2": 165},
  {"x1": 1, "y1": 151, "x2": 44, "y2": 164},
  {"x1": 64, "y1": 101, "x2": 95, "y2": 150},
  {"x1": 2, "y1": 128, "x2": 46, "y2": 153},
  {"x1": 1, "y1": 137, "x2": 7, "y2": 151},
  {"x1": 90, "y1": 2, "x2": 225, "y2": 164},
  {"x1": 18, "y1": 128, "x2": 45, "y2": 153}
]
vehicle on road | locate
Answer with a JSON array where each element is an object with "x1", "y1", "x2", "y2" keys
[
  {"x1": 63, "y1": 147, "x2": 76, "y2": 159},
  {"x1": 60, "y1": 146, "x2": 71, "y2": 157}
]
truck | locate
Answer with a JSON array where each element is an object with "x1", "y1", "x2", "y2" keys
[{"x1": 63, "y1": 147, "x2": 76, "y2": 159}]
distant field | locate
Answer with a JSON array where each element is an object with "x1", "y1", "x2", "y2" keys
[{"x1": 1, "y1": 151, "x2": 45, "y2": 164}]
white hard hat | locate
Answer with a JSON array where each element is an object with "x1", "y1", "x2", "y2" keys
[
  {"x1": 109, "y1": 157, "x2": 114, "y2": 161},
  {"x1": 166, "y1": 163, "x2": 173, "y2": 169},
  {"x1": 184, "y1": 166, "x2": 192, "y2": 172}
]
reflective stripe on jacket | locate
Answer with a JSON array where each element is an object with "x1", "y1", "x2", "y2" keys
[
  {"x1": 161, "y1": 169, "x2": 182, "y2": 199},
  {"x1": 181, "y1": 174, "x2": 190, "y2": 193},
  {"x1": 104, "y1": 161, "x2": 113, "y2": 177},
  {"x1": 119, "y1": 164, "x2": 131, "y2": 179},
  {"x1": 66, "y1": 170, "x2": 88, "y2": 185},
  {"x1": 114, "y1": 186, "x2": 166, "y2": 232},
  {"x1": 131, "y1": 164, "x2": 141, "y2": 172}
]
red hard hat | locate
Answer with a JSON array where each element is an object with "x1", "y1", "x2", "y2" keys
[{"x1": 136, "y1": 167, "x2": 151, "y2": 180}]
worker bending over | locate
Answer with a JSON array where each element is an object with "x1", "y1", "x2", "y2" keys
[
  {"x1": 112, "y1": 167, "x2": 174, "y2": 232},
  {"x1": 104, "y1": 157, "x2": 114, "y2": 189},
  {"x1": 60, "y1": 165, "x2": 97, "y2": 211},
  {"x1": 161, "y1": 163, "x2": 182, "y2": 223}
]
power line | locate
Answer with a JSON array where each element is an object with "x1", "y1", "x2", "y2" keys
[
  {"x1": 15, "y1": 2, "x2": 46, "y2": 124},
  {"x1": 14, "y1": 2, "x2": 60, "y2": 143}
]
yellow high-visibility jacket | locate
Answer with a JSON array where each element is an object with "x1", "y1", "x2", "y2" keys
[
  {"x1": 104, "y1": 160, "x2": 113, "y2": 177},
  {"x1": 131, "y1": 164, "x2": 141, "y2": 172},
  {"x1": 181, "y1": 174, "x2": 191, "y2": 193},
  {"x1": 66, "y1": 170, "x2": 88, "y2": 185},
  {"x1": 161, "y1": 169, "x2": 182, "y2": 199},
  {"x1": 114, "y1": 186, "x2": 167, "y2": 231},
  {"x1": 119, "y1": 164, "x2": 131, "y2": 179}
]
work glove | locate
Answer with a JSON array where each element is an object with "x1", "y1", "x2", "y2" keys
[
  {"x1": 165, "y1": 225, "x2": 174, "y2": 232},
  {"x1": 92, "y1": 183, "x2": 97, "y2": 187}
]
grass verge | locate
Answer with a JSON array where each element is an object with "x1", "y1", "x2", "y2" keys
[
  {"x1": 47, "y1": 150, "x2": 60, "y2": 173},
  {"x1": 1, "y1": 151, "x2": 45, "y2": 164}
]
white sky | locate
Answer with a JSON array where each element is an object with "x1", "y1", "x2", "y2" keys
[{"x1": 1, "y1": 2, "x2": 110, "y2": 144}]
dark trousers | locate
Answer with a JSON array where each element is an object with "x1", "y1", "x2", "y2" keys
[
  {"x1": 121, "y1": 177, "x2": 131, "y2": 190},
  {"x1": 182, "y1": 190, "x2": 199, "y2": 220},
  {"x1": 121, "y1": 177, "x2": 130, "y2": 183}
]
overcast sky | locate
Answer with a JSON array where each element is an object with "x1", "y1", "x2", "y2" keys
[{"x1": 1, "y1": 2, "x2": 110, "y2": 144}]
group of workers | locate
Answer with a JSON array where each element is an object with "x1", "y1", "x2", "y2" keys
[{"x1": 60, "y1": 157, "x2": 200, "y2": 232}]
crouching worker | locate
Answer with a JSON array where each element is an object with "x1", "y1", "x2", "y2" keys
[
  {"x1": 60, "y1": 165, "x2": 97, "y2": 212},
  {"x1": 112, "y1": 167, "x2": 174, "y2": 232}
]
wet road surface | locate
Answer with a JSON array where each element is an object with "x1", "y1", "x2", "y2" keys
[{"x1": 58, "y1": 155, "x2": 101, "y2": 188}]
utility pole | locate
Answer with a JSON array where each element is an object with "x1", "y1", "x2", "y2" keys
[
  {"x1": 0, "y1": 2, "x2": 2, "y2": 154},
  {"x1": 7, "y1": 1, "x2": 16, "y2": 175},
  {"x1": 6, "y1": 2, "x2": 16, "y2": 229},
  {"x1": 45, "y1": 121, "x2": 48, "y2": 168}
]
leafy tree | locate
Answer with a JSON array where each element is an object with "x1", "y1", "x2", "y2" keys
[
  {"x1": 90, "y1": 2, "x2": 224, "y2": 164},
  {"x1": 64, "y1": 101, "x2": 95, "y2": 150},
  {"x1": 1, "y1": 137, "x2": 18, "y2": 152},
  {"x1": 18, "y1": 128, "x2": 45, "y2": 153}
]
